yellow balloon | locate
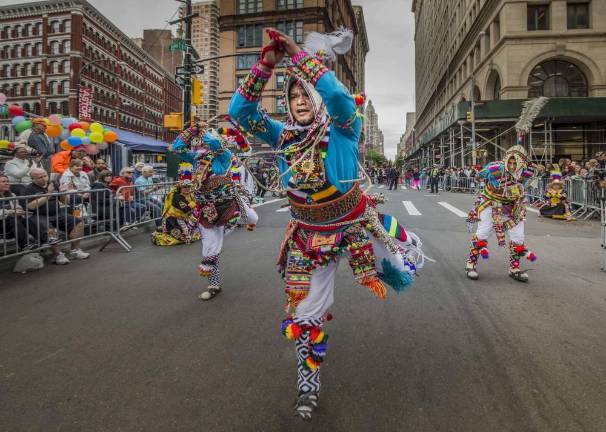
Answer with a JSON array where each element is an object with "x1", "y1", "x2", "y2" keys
[
  {"x1": 90, "y1": 122, "x2": 103, "y2": 134},
  {"x1": 71, "y1": 128, "x2": 86, "y2": 138},
  {"x1": 90, "y1": 132, "x2": 103, "y2": 144}
]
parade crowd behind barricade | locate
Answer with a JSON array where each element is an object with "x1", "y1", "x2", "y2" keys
[{"x1": 0, "y1": 100, "x2": 176, "y2": 271}]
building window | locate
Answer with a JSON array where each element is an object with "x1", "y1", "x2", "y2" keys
[
  {"x1": 276, "y1": 21, "x2": 304, "y2": 43},
  {"x1": 236, "y1": 54, "x2": 258, "y2": 70},
  {"x1": 527, "y1": 4, "x2": 550, "y2": 30},
  {"x1": 237, "y1": 24, "x2": 263, "y2": 47},
  {"x1": 237, "y1": 0, "x2": 262, "y2": 14},
  {"x1": 567, "y1": 2, "x2": 589, "y2": 29},
  {"x1": 276, "y1": 96, "x2": 287, "y2": 114},
  {"x1": 276, "y1": 73, "x2": 286, "y2": 90},
  {"x1": 277, "y1": 0, "x2": 303, "y2": 9},
  {"x1": 527, "y1": 59, "x2": 588, "y2": 97}
]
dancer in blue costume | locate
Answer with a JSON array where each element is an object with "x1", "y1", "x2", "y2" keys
[
  {"x1": 228, "y1": 28, "x2": 423, "y2": 419},
  {"x1": 172, "y1": 123, "x2": 258, "y2": 301}
]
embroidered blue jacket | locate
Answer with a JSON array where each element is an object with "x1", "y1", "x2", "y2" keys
[
  {"x1": 173, "y1": 131, "x2": 232, "y2": 176},
  {"x1": 227, "y1": 54, "x2": 361, "y2": 193}
]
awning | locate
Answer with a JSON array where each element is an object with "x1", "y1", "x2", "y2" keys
[{"x1": 114, "y1": 128, "x2": 170, "y2": 153}]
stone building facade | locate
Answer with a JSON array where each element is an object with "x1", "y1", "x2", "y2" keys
[
  {"x1": 411, "y1": 0, "x2": 606, "y2": 167},
  {"x1": 192, "y1": 0, "x2": 220, "y2": 124}
]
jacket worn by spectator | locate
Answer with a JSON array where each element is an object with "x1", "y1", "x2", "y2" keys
[
  {"x1": 4, "y1": 157, "x2": 41, "y2": 185},
  {"x1": 110, "y1": 177, "x2": 134, "y2": 201},
  {"x1": 60, "y1": 170, "x2": 91, "y2": 192},
  {"x1": 27, "y1": 132, "x2": 54, "y2": 158},
  {"x1": 51, "y1": 151, "x2": 72, "y2": 175}
]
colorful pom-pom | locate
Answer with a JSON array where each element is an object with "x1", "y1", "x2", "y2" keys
[
  {"x1": 527, "y1": 252, "x2": 537, "y2": 262},
  {"x1": 480, "y1": 248, "x2": 489, "y2": 259},
  {"x1": 514, "y1": 245, "x2": 526, "y2": 254},
  {"x1": 511, "y1": 260, "x2": 520, "y2": 268},
  {"x1": 354, "y1": 93, "x2": 366, "y2": 106}
]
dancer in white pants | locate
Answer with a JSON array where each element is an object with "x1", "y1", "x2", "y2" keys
[
  {"x1": 466, "y1": 145, "x2": 537, "y2": 282},
  {"x1": 172, "y1": 122, "x2": 258, "y2": 300}
]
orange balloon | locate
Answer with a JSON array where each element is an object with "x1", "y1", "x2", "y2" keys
[
  {"x1": 79, "y1": 121, "x2": 90, "y2": 131},
  {"x1": 103, "y1": 130, "x2": 118, "y2": 143},
  {"x1": 60, "y1": 140, "x2": 71, "y2": 151},
  {"x1": 46, "y1": 124, "x2": 62, "y2": 138}
]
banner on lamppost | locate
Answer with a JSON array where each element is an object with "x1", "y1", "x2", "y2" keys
[{"x1": 78, "y1": 87, "x2": 93, "y2": 121}]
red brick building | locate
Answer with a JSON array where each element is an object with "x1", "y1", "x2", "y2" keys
[{"x1": 0, "y1": 0, "x2": 182, "y2": 142}]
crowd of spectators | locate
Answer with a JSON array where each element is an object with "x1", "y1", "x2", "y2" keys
[{"x1": 1, "y1": 141, "x2": 168, "y2": 265}]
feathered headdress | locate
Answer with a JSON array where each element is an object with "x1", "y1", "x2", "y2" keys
[
  {"x1": 178, "y1": 162, "x2": 193, "y2": 185},
  {"x1": 303, "y1": 26, "x2": 354, "y2": 66},
  {"x1": 515, "y1": 97, "x2": 549, "y2": 134}
]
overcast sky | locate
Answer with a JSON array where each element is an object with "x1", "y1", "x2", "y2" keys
[{"x1": 0, "y1": 0, "x2": 415, "y2": 158}]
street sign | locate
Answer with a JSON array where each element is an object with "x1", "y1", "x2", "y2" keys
[
  {"x1": 176, "y1": 64, "x2": 204, "y2": 76},
  {"x1": 175, "y1": 75, "x2": 187, "y2": 88}
]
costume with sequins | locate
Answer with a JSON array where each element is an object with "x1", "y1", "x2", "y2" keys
[
  {"x1": 228, "y1": 51, "x2": 423, "y2": 397},
  {"x1": 172, "y1": 126, "x2": 258, "y2": 291},
  {"x1": 466, "y1": 145, "x2": 537, "y2": 275}
]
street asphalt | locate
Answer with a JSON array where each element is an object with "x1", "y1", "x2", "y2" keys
[{"x1": 1, "y1": 186, "x2": 605, "y2": 432}]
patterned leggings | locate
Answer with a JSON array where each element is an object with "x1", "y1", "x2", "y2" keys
[{"x1": 294, "y1": 317, "x2": 325, "y2": 395}]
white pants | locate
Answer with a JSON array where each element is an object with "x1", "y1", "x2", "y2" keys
[
  {"x1": 295, "y1": 261, "x2": 338, "y2": 320},
  {"x1": 476, "y1": 206, "x2": 525, "y2": 244}
]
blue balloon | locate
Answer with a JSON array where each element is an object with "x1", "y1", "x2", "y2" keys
[
  {"x1": 81, "y1": 136, "x2": 91, "y2": 145},
  {"x1": 11, "y1": 116, "x2": 25, "y2": 125},
  {"x1": 61, "y1": 118, "x2": 71, "y2": 128},
  {"x1": 67, "y1": 136, "x2": 82, "y2": 147},
  {"x1": 60, "y1": 129, "x2": 70, "y2": 140}
]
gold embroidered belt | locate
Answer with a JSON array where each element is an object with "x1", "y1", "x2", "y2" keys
[
  {"x1": 200, "y1": 175, "x2": 232, "y2": 192},
  {"x1": 289, "y1": 184, "x2": 363, "y2": 224}
]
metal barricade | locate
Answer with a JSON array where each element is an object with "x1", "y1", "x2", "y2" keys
[
  {"x1": 112, "y1": 181, "x2": 175, "y2": 250},
  {"x1": 1, "y1": 187, "x2": 129, "y2": 261},
  {"x1": 601, "y1": 189, "x2": 606, "y2": 272}
]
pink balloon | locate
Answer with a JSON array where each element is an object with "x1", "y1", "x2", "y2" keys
[
  {"x1": 83, "y1": 144, "x2": 100, "y2": 155},
  {"x1": 96, "y1": 142, "x2": 108, "y2": 151},
  {"x1": 48, "y1": 114, "x2": 62, "y2": 125},
  {"x1": 0, "y1": 92, "x2": 7, "y2": 104}
]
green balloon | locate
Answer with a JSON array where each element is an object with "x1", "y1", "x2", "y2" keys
[{"x1": 15, "y1": 120, "x2": 32, "y2": 133}]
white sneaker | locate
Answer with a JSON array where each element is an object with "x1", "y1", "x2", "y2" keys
[
  {"x1": 53, "y1": 252, "x2": 70, "y2": 265},
  {"x1": 68, "y1": 249, "x2": 90, "y2": 260}
]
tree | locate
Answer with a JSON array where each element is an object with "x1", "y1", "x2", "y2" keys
[{"x1": 366, "y1": 149, "x2": 386, "y2": 166}]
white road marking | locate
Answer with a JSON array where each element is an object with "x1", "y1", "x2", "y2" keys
[
  {"x1": 438, "y1": 202, "x2": 468, "y2": 218},
  {"x1": 526, "y1": 206, "x2": 540, "y2": 214},
  {"x1": 252, "y1": 198, "x2": 284, "y2": 208},
  {"x1": 402, "y1": 201, "x2": 422, "y2": 216},
  {"x1": 276, "y1": 206, "x2": 291, "y2": 212},
  {"x1": 401, "y1": 185, "x2": 407, "y2": 190},
  {"x1": 378, "y1": 185, "x2": 385, "y2": 189}
]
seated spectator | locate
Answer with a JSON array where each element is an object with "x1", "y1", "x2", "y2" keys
[
  {"x1": 111, "y1": 167, "x2": 146, "y2": 224},
  {"x1": 133, "y1": 162, "x2": 145, "y2": 181},
  {"x1": 88, "y1": 158, "x2": 109, "y2": 183},
  {"x1": 90, "y1": 170, "x2": 115, "y2": 222},
  {"x1": 24, "y1": 168, "x2": 90, "y2": 264},
  {"x1": 134, "y1": 165, "x2": 163, "y2": 223},
  {"x1": 539, "y1": 178, "x2": 574, "y2": 221},
  {"x1": 81, "y1": 156, "x2": 94, "y2": 174},
  {"x1": 4, "y1": 146, "x2": 42, "y2": 190},
  {"x1": 0, "y1": 174, "x2": 32, "y2": 251},
  {"x1": 60, "y1": 159, "x2": 91, "y2": 192},
  {"x1": 51, "y1": 147, "x2": 87, "y2": 178}
]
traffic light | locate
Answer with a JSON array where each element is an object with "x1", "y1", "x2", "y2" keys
[
  {"x1": 163, "y1": 112, "x2": 183, "y2": 130},
  {"x1": 192, "y1": 78, "x2": 203, "y2": 105},
  {"x1": 466, "y1": 111, "x2": 473, "y2": 123}
]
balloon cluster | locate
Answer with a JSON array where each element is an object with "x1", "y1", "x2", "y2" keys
[{"x1": 0, "y1": 94, "x2": 119, "y2": 156}]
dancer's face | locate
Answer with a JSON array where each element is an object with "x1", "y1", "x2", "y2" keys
[
  {"x1": 507, "y1": 157, "x2": 517, "y2": 173},
  {"x1": 289, "y1": 83, "x2": 314, "y2": 126}
]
